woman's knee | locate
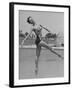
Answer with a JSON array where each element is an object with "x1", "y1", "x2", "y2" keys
[
  {"x1": 39, "y1": 41, "x2": 44, "y2": 47},
  {"x1": 39, "y1": 41, "x2": 52, "y2": 50},
  {"x1": 39, "y1": 41, "x2": 48, "y2": 47}
]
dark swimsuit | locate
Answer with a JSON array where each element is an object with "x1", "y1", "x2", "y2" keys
[
  {"x1": 35, "y1": 35, "x2": 41, "y2": 46},
  {"x1": 33, "y1": 26, "x2": 41, "y2": 46}
]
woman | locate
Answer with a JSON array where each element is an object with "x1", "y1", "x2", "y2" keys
[{"x1": 21, "y1": 16, "x2": 63, "y2": 75}]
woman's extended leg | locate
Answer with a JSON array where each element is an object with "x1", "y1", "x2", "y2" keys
[
  {"x1": 39, "y1": 41, "x2": 63, "y2": 59},
  {"x1": 35, "y1": 45, "x2": 41, "y2": 75}
]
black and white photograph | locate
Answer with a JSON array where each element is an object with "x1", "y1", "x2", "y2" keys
[
  {"x1": 19, "y1": 10, "x2": 64, "y2": 79},
  {"x1": 9, "y1": 2, "x2": 70, "y2": 87}
]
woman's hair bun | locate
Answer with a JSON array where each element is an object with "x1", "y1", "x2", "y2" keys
[{"x1": 27, "y1": 16, "x2": 32, "y2": 23}]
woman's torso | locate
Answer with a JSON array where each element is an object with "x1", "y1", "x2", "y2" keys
[
  {"x1": 32, "y1": 24, "x2": 42, "y2": 46},
  {"x1": 32, "y1": 24, "x2": 42, "y2": 38}
]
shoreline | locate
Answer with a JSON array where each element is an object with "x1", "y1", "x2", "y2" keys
[{"x1": 19, "y1": 45, "x2": 64, "y2": 50}]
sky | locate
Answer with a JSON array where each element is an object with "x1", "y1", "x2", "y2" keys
[{"x1": 19, "y1": 10, "x2": 64, "y2": 36}]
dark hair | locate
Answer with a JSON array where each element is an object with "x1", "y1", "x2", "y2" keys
[{"x1": 27, "y1": 16, "x2": 32, "y2": 24}]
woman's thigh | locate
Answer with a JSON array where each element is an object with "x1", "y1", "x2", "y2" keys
[
  {"x1": 36, "y1": 45, "x2": 41, "y2": 57},
  {"x1": 39, "y1": 40, "x2": 50, "y2": 49}
]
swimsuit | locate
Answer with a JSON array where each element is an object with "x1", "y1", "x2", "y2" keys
[
  {"x1": 32, "y1": 25, "x2": 42, "y2": 46},
  {"x1": 35, "y1": 35, "x2": 41, "y2": 46}
]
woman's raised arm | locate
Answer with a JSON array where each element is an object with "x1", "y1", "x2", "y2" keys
[{"x1": 40, "y1": 25, "x2": 51, "y2": 33}]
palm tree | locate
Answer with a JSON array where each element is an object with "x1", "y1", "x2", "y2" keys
[
  {"x1": 25, "y1": 32, "x2": 29, "y2": 36},
  {"x1": 19, "y1": 30, "x2": 25, "y2": 38}
]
